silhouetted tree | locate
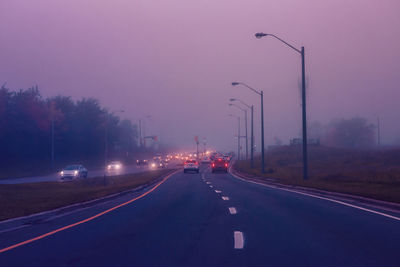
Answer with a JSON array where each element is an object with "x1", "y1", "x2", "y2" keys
[
  {"x1": 0, "y1": 86, "x2": 139, "y2": 169},
  {"x1": 324, "y1": 117, "x2": 375, "y2": 148}
]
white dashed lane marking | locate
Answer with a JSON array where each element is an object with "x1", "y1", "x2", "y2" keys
[
  {"x1": 229, "y1": 207, "x2": 237, "y2": 214},
  {"x1": 234, "y1": 231, "x2": 244, "y2": 249},
  {"x1": 222, "y1": 196, "x2": 229, "y2": 201}
]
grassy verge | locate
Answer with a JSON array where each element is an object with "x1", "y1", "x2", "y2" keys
[
  {"x1": 234, "y1": 146, "x2": 400, "y2": 203},
  {"x1": 0, "y1": 169, "x2": 174, "y2": 221}
]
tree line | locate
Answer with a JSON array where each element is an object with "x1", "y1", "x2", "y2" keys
[{"x1": 0, "y1": 85, "x2": 139, "y2": 168}]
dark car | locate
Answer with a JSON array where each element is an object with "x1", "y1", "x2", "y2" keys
[
  {"x1": 211, "y1": 158, "x2": 228, "y2": 173},
  {"x1": 136, "y1": 159, "x2": 148, "y2": 166}
]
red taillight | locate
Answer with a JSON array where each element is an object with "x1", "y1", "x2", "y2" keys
[
  {"x1": 218, "y1": 158, "x2": 222, "y2": 161},
  {"x1": 195, "y1": 162, "x2": 199, "y2": 165},
  {"x1": 225, "y1": 163, "x2": 228, "y2": 167},
  {"x1": 212, "y1": 163, "x2": 215, "y2": 167}
]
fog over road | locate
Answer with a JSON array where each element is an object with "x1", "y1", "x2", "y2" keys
[{"x1": 0, "y1": 165, "x2": 399, "y2": 266}]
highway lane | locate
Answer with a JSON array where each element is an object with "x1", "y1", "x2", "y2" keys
[{"x1": 0, "y1": 165, "x2": 399, "y2": 266}]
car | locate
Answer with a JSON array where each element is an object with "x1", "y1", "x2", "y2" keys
[
  {"x1": 201, "y1": 156, "x2": 211, "y2": 164},
  {"x1": 60, "y1": 164, "x2": 88, "y2": 179},
  {"x1": 149, "y1": 160, "x2": 166, "y2": 169},
  {"x1": 183, "y1": 160, "x2": 199, "y2": 173},
  {"x1": 136, "y1": 159, "x2": 148, "y2": 166},
  {"x1": 107, "y1": 161, "x2": 123, "y2": 172},
  {"x1": 211, "y1": 158, "x2": 228, "y2": 173}
]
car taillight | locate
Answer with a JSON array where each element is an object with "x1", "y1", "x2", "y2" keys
[
  {"x1": 225, "y1": 163, "x2": 228, "y2": 167},
  {"x1": 212, "y1": 163, "x2": 215, "y2": 167}
]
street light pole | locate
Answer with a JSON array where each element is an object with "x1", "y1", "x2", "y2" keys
[
  {"x1": 250, "y1": 105, "x2": 254, "y2": 168},
  {"x1": 229, "y1": 114, "x2": 241, "y2": 160},
  {"x1": 229, "y1": 103, "x2": 248, "y2": 161},
  {"x1": 232, "y1": 82, "x2": 266, "y2": 173},
  {"x1": 255, "y1": 32, "x2": 308, "y2": 179},
  {"x1": 105, "y1": 110, "x2": 124, "y2": 173}
]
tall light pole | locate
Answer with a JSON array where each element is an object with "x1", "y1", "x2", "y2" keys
[
  {"x1": 232, "y1": 82, "x2": 266, "y2": 173},
  {"x1": 230, "y1": 98, "x2": 254, "y2": 168},
  {"x1": 374, "y1": 114, "x2": 381, "y2": 147},
  {"x1": 229, "y1": 114, "x2": 241, "y2": 160},
  {"x1": 105, "y1": 110, "x2": 124, "y2": 171},
  {"x1": 255, "y1": 32, "x2": 308, "y2": 180},
  {"x1": 229, "y1": 103, "x2": 248, "y2": 161},
  {"x1": 138, "y1": 115, "x2": 152, "y2": 148}
]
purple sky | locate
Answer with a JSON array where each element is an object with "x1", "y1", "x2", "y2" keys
[{"x1": 1, "y1": 0, "x2": 400, "y2": 151}]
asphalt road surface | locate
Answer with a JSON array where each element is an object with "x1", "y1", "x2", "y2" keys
[{"x1": 0, "y1": 165, "x2": 399, "y2": 266}]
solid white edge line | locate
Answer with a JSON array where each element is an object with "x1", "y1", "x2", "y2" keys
[
  {"x1": 230, "y1": 172, "x2": 400, "y2": 222},
  {"x1": 234, "y1": 231, "x2": 244, "y2": 249},
  {"x1": 229, "y1": 207, "x2": 237, "y2": 214}
]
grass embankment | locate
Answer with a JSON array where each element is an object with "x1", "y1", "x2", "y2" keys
[
  {"x1": 0, "y1": 169, "x2": 173, "y2": 221},
  {"x1": 234, "y1": 146, "x2": 400, "y2": 203}
]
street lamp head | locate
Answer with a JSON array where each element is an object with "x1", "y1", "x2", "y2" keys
[
  {"x1": 255, "y1": 32, "x2": 268, "y2": 39},
  {"x1": 232, "y1": 82, "x2": 239, "y2": 86},
  {"x1": 229, "y1": 98, "x2": 236, "y2": 102}
]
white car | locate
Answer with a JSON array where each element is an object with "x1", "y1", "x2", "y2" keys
[
  {"x1": 107, "y1": 161, "x2": 123, "y2": 172},
  {"x1": 60, "y1": 165, "x2": 88, "y2": 179},
  {"x1": 183, "y1": 160, "x2": 199, "y2": 173}
]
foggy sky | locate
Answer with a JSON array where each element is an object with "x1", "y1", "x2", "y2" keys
[{"x1": 1, "y1": 0, "x2": 400, "y2": 152}]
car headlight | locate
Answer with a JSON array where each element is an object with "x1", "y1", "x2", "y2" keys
[
  {"x1": 60, "y1": 171, "x2": 64, "y2": 175},
  {"x1": 107, "y1": 165, "x2": 111, "y2": 169},
  {"x1": 151, "y1": 163, "x2": 156, "y2": 167},
  {"x1": 116, "y1": 165, "x2": 121, "y2": 169},
  {"x1": 74, "y1": 170, "x2": 78, "y2": 175}
]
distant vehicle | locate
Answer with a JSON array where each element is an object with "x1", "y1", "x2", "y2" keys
[
  {"x1": 150, "y1": 160, "x2": 166, "y2": 169},
  {"x1": 201, "y1": 156, "x2": 211, "y2": 164},
  {"x1": 136, "y1": 159, "x2": 148, "y2": 166},
  {"x1": 211, "y1": 158, "x2": 228, "y2": 173},
  {"x1": 223, "y1": 155, "x2": 231, "y2": 162},
  {"x1": 184, "y1": 160, "x2": 199, "y2": 173},
  {"x1": 60, "y1": 164, "x2": 88, "y2": 179},
  {"x1": 107, "y1": 161, "x2": 123, "y2": 172}
]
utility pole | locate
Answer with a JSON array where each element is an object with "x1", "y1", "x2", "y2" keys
[
  {"x1": 260, "y1": 90, "x2": 265, "y2": 173},
  {"x1": 138, "y1": 119, "x2": 142, "y2": 147},
  {"x1": 250, "y1": 105, "x2": 254, "y2": 168},
  {"x1": 301, "y1": 47, "x2": 308, "y2": 180},
  {"x1": 238, "y1": 116, "x2": 241, "y2": 160},
  {"x1": 51, "y1": 104, "x2": 55, "y2": 170},
  {"x1": 376, "y1": 115, "x2": 381, "y2": 147}
]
